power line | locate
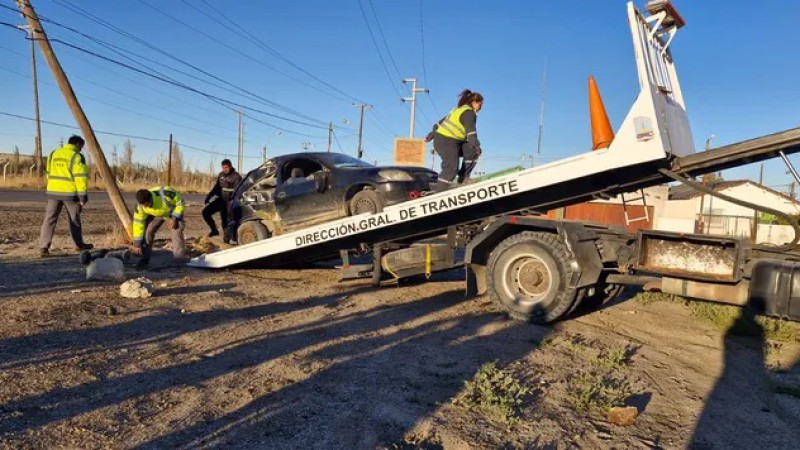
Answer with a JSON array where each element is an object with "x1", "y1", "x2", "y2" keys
[
  {"x1": 37, "y1": 35, "x2": 326, "y2": 138},
  {"x1": 367, "y1": 0, "x2": 402, "y2": 78},
  {"x1": 418, "y1": 0, "x2": 441, "y2": 118},
  {"x1": 357, "y1": 0, "x2": 404, "y2": 101},
  {"x1": 189, "y1": 0, "x2": 365, "y2": 105},
  {"x1": 0, "y1": 64, "x2": 238, "y2": 140},
  {"x1": 45, "y1": 0, "x2": 334, "y2": 127},
  {"x1": 0, "y1": 110, "x2": 258, "y2": 158}
]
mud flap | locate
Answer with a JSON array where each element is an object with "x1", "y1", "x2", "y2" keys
[{"x1": 466, "y1": 263, "x2": 487, "y2": 298}]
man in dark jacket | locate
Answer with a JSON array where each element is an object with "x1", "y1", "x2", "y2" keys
[{"x1": 202, "y1": 159, "x2": 242, "y2": 243}]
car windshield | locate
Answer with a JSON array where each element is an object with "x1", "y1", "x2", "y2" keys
[{"x1": 320, "y1": 153, "x2": 374, "y2": 169}]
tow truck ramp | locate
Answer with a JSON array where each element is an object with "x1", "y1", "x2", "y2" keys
[
  {"x1": 189, "y1": 1, "x2": 695, "y2": 270},
  {"x1": 188, "y1": 2, "x2": 800, "y2": 271}
]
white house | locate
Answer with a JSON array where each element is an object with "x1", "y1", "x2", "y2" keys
[{"x1": 656, "y1": 180, "x2": 800, "y2": 244}]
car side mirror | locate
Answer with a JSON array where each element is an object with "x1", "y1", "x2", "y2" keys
[{"x1": 314, "y1": 171, "x2": 328, "y2": 193}]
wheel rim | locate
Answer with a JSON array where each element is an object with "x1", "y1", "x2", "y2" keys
[
  {"x1": 354, "y1": 197, "x2": 376, "y2": 215},
  {"x1": 501, "y1": 253, "x2": 554, "y2": 305},
  {"x1": 240, "y1": 228, "x2": 256, "y2": 245}
]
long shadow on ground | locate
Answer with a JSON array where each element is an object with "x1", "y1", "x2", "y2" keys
[{"x1": 0, "y1": 284, "x2": 548, "y2": 449}]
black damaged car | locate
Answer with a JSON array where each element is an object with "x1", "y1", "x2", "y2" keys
[{"x1": 229, "y1": 152, "x2": 437, "y2": 244}]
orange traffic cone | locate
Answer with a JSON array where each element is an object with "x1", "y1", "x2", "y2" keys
[{"x1": 589, "y1": 76, "x2": 614, "y2": 150}]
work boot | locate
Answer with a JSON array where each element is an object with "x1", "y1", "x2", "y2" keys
[
  {"x1": 432, "y1": 180, "x2": 454, "y2": 192},
  {"x1": 39, "y1": 248, "x2": 50, "y2": 258},
  {"x1": 75, "y1": 243, "x2": 94, "y2": 251},
  {"x1": 208, "y1": 230, "x2": 220, "y2": 238}
]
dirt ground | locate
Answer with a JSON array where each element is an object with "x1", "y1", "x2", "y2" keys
[{"x1": 1, "y1": 195, "x2": 799, "y2": 449}]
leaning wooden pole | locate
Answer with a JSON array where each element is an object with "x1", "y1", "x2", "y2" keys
[{"x1": 16, "y1": 0, "x2": 132, "y2": 235}]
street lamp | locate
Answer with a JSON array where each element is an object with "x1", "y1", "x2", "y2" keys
[{"x1": 262, "y1": 131, "x2": 282, "y2": 163}]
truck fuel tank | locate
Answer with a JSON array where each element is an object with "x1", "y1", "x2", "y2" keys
[{"x1": 749, "y1": 259, "x2": 800, "y2": 321}]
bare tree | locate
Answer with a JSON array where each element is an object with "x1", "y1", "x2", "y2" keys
[{"x1": 171, "y1": 141, "x2": 184, "y2": 182}]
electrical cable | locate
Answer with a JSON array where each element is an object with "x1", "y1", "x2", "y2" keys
[
  {"x1": 192, "y1": 0, "x2": 366, "y2": 105},
  {"x1": 0, "y1": 110, "x2": 259, "y2": 158},
  {"x1": 26, "y1": 1, "x2": 334, "y2": 128}
]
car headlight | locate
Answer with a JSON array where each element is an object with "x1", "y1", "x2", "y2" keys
[{"x1": 378, "y1": 169, "x2": 414, "y2": 182}]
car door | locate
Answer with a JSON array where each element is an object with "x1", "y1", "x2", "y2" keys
[{"x1": 274, "y1": 157, "x2": 339, "y2": 227}]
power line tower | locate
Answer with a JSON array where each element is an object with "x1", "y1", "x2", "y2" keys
[
  {"x1": 401, "y1": 78, "x2": 429, "y2": 138},
  {"x1": 353, "y1": 104, "x2": 372, "y2": 159},
  {"x1": 301, "y1": 142, "x2": 315, "y2": 151}
]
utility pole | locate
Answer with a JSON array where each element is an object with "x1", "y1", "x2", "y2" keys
[
  {"x1": 166, "y1": 133, "x2": 173, "y2": 185},
  {"x1": 401, "y1": 78, "x2": 429, "y2": 138},
  {"x1": 18, "y1": 24, "x2": 43, "y2": 177},
  {"x1": 262, "y1": 146, "x2": 267, "y2": 164},
  {"x1": 15, "y1": 0, "x2": 131, "y2": 232},
  {"x1": 327, "y1": 122, "x2": 333, "y2": 152},
  {"x1": 237, "y1": 111, "x2": 244, "y2": 171},
  {"x1": 353, "y1": 104, "x2": 372, "y2": 159},
  {"x1": 751, "y1": 163, "x2": 764, "y2": 243},
  {"x1": 536, "y1": 59, "x2": 547, "y2": 166}
]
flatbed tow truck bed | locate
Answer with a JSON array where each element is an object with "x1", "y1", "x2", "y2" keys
[{"x1": 189, "y1": 2, "x2": 800, "y2": 324}]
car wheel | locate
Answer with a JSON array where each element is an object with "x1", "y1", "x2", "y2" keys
[
  {"x1": 349, "y1": 189, "x2": 384, "y2": 215},
  {"x1": 237, "y1": 220, "x2": 270, "y2": 245}
]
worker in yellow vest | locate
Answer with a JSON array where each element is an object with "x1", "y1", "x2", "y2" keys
[
  {"x1": 425, "y1": 89, "x2": 484, "y2": 190},
  {"x1": 130, "y1": 186, "x2": 186, "y2": 268},
  {"x1": 39, "y1": 135, "x2": 93, "y2": 257}
]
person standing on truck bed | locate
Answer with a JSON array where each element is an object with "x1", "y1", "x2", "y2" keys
[
  {"x1": 130, "y1": 186, "x2": 187, "y2": 268},
  {"x1": 426, "y1": 89, "x2": 484, "y2": 191},
  {"x1": 39, "y1": 135, "x2": 93, "y2": 257},
  {"x1": 202, "y1": 159, "x2": 242, "y2": 244}
]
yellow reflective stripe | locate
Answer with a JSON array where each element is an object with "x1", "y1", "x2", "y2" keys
[{"x1": 437, "y1": 121, "x2": 464, "y2": 140}]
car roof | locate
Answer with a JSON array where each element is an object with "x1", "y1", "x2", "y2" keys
[{"x1": 274, "y1": 152, "x2": 348, "y2": 161}]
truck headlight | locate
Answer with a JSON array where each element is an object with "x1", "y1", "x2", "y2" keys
[{"x1": 378, "y1": 170, "x2": 414, "y2": 182}]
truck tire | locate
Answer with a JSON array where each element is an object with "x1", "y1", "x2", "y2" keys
[
  {"x1": 237, "y1": 220, "x2": 270, "y2": 245},
  {"x1": 486, "y1": 231, "x2": 579, "y2": 324},
  {"x1": 349, "y1": 189, "x2": 384, "y2": 216}
]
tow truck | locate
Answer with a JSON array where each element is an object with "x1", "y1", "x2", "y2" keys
[{"x1": 189, "y1": 1, "x2": 800, "y2": 324}]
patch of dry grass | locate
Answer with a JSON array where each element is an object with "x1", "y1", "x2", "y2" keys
[
  {"x1": 455, "y1": 361, "x2": 530, "y2": 423},
  {"x1": 566, "y1": 372, "x2": 634, "y2": 414}
]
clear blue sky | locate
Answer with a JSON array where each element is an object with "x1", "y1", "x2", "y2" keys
[{"x1": 1, "y1": 1, "x2": 799, "y2": 191}]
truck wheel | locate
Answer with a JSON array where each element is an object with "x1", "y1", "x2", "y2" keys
[
  {"x1": 349, "y1": 189, "x2": 384, "y2": 215},
  {"x1": 237, "y1": 221, "x2": 270, "y2": 245},
  {"x1": 487, "y1": 231, "x2": 578, "y2": 324}
]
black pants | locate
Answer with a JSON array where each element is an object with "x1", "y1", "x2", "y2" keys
[
  {"x1": 433, "y1": 134, "x2": 480, "y2": 183},
  {"x1": 202, "y1": 198, "x2": 229, "y2": 237}
]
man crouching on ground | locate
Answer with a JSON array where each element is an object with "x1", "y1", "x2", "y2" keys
[{"x1": 130, "y1": 186, "x2": 187, "y2": 268}]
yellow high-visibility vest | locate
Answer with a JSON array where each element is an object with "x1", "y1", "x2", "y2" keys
[
  {"x1": 435, "y1": 105, "x2": 474, "y2": 141},
  {"x1": 46, "y1": 143, "x2": 88, "y2": 200},
  {"x1": 132, "y1": 186, "x2": 185, "y2": 245}
]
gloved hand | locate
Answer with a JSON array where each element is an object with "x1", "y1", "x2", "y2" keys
[{"x1": 130, "y1": 246, "x2": 142, "y2": 256}]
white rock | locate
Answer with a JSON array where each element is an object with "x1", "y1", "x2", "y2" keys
[
  {"x1": 120, "y1": 277, "x2": 154, "y2": 298},
  {"x1": 86, "y1": 258, "x2": 125, "y2": 281}
]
